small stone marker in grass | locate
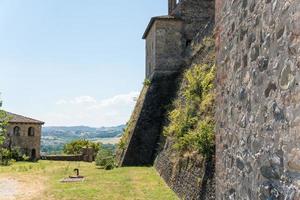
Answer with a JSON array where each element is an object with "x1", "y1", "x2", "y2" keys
[{"x1": 60, "y1": 168, "x2": 85, "y2": 183}]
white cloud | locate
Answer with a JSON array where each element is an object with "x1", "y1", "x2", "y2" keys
[
  {"x1": 56, "y1": 99, "x2": 68, "y2": 105},
  {"x1": 71, "y1": 96, "x2": 97, "y2": 104},
  {"x1": 44, "y1": 91, "x2": 139, "y2": 127},
  {"x1": 92, "y1": 91, "x2": 139, "y2": 109},
  {"x1": 56, "y1": 96, "x2": 97, "y2": 105}
]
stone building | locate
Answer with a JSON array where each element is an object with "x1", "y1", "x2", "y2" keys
[{"x1": 5, "y1": 112, "x2": 44, "y2": 161}]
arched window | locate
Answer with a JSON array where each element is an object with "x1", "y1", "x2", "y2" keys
[
  {"x1": 13, "y1": 126, "x2": 20, "y2": 136},
  {"x1": 28, "y1": 127, "x2": 35, "y2": 137}
]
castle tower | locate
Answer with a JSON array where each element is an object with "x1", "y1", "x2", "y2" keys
[
  {"x1": 168, "y1": 0, "x2": 177, "y2": 15},
  {"x1": 143, "y1": 16, "x2": 184, "y2": 79}
]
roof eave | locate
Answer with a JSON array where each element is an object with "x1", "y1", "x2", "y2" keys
[
  {"x1": 8, "y1": 121, "x2": 45, "y2": 125},
  {"x1": 142, "y1": 17, "x2": 156, "y2": 39},
  {"x1": 142, "y1": 16, "x2": 182, "y2": 39},
  {"x1": 5, "y1": 111, "x2": 45, "y2": 125}
]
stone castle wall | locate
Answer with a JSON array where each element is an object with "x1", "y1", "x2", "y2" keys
[
  {"x1": 42, "y1": 148, "x2": 95, "y2": 162},
  {"x1": 172, "y1": 0, "x2": 215, "y2": 40},
  {"x1": 215, "y1": 0, "x2": 300, "y2": 199},
  {"x1": 42, "y1": 154, "x2": 83, "y2": 162},
  {"x1": 155, "y1": 148, "x2": 215, "y2": 200}
]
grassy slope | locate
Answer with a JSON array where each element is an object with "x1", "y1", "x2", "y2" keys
[{"x1": 0, "y1": 161, "x2": 178, "y2": 200}]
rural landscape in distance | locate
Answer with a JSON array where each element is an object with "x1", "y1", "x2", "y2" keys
[
  {"x1": 1, "y1": 0, "x2": 300, "y2": 199},
  {"x1": 41, "y1": 125, "x2": 125, "y2": 155}
]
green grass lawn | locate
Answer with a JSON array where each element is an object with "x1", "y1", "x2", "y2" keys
[{"x1": 0, "y1": 161, "x2": 178, "y2": 200}]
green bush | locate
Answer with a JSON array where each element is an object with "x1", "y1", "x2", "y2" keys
[
  {"x1": 0, "y1": 100, "x2": 11, "y2": 166},
  {"x1": 143, "y1": 79, "x2": 151, "y2": 86},
  {"x1": 95, "y1": 148, "x2": 115, "y2": 170},
  {"x1": 104, "y1": 158, "x2": 115, "y2": 170},
  {"x1": 10, "y1": 147, "x2": 26, "y2": 161},
  {"x1": 22, "y1": 154, "x2": 30, "y2": 161},
  {"x1": 0, "y1": 148, "x2": 12, "y2": 166},
  {"x1": 173, "y1": 118, "x2": 215, "y2": 156}
]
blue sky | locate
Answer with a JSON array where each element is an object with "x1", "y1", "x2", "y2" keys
[{"x1": 0, "y1": 0, "x2": 166, "y2": 127}]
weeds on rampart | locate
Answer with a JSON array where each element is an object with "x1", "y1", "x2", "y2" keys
[{"x1": 163, "y1": 37, "x2": 215, "y2": 157}]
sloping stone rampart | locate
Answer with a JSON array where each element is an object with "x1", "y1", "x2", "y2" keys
[{"x1": 118, "y1": 72, "x2": 180, "y2": 166}]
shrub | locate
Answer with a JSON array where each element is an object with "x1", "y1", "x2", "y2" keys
[
  {"x1": 22, "y1": 154, "x2": 30, "y2": 161},
  {"x1": 0, "y1": 100, "x2": 11, "y2": 166},
  {"x1": 194, "y1": 119, "x2": 215, "y2": 155},
  {"x1": 143, "y1": 79, "x2": 151, "y2": 86},
  {"x1": 95, "y1": 148, "x2": 115, "y2": 170},
  {"x1": 11, "y1": 147, "x2": 24, "y2": 161},
  {"x1": 173, "y1": 118, "x2": 215, "y2": 156},
  {"x1": 104, "y1": 159, "x2": 115, "y2": 170},
  {"x1": 0, "y1": 148, "x2": 12, "y2": 166}
]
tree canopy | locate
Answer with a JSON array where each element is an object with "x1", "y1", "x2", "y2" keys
[
  {"x1": 0, "y1": 97, "x2": 11, "y2": 165},
  {"x1": 63, "y1": 139, "x2": 100, "y2": 155}
]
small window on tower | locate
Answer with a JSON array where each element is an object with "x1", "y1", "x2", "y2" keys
[
  {"x1": 13, "y1": 126, "x2": 20, "y2": 136},
  {"x1": 28, "y1": 127, "x2": 35, "y2": 137}
]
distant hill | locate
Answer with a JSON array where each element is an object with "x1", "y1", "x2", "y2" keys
[
  {"x1": 43, "y1": 125, "x2": 125, "y2": 138},
  {"x1": 41, "y1": 125, "x2": 125, "y2": 155}
]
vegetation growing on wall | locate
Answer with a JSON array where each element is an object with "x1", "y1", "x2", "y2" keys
[
  {"x1": 143, "y1": 79, "x2": 151, "y2": 86},
  {"x1": 163, "y1": 37, "x2": 215, "y2": 157},
  {"x1": 118, "y1": 123, "x2": 131, "y2": 150}
]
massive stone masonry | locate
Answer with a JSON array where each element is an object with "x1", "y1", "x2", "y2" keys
[{"x1": 215, "y1": 0, "x2": 300, "y2": 199}]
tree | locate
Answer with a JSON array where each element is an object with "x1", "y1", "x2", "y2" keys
[
  {"x1": 63, "y1": 139, "x2": 100, "y2": 155},
  {"x1": 0, "y1": 98, "x2": 11, "y2": 165},
  {"x1": 95, "y1": 148, "x2": 115, "y2": 170}
]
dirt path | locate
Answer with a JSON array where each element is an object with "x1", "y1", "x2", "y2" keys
[{"x1": 0, "y1": 176, "x2": 45, "y2": 200}]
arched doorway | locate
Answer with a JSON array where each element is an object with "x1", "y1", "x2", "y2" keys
[{"x1": 31, "y1": 149, "x2": 36, "y2": 161}]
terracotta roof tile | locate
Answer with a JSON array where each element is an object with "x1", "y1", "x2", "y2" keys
[{"x1": 6, "y1": 112, "x2": 45, "y2": 125}]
